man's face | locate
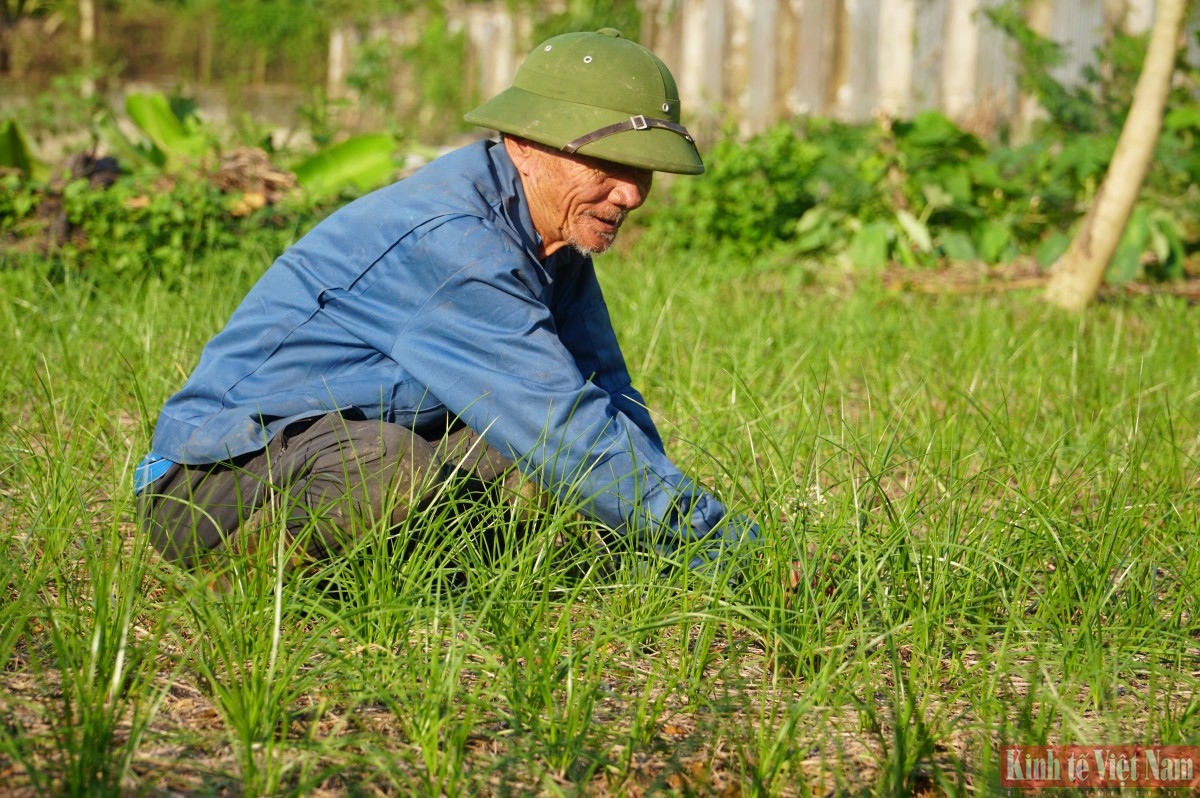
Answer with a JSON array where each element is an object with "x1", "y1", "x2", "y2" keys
[{"x1": 507, "y1": 137, "x2": 653, "y2": 258}]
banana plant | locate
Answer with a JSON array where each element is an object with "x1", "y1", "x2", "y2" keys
[
  {"x1": 94, "y1": 91, "x2": 212, "y2": 171},
  {"x1": 0, "y1": 118, "x2": 48, "y2": 180},
  {"x1": 93, "y1": 90, "x2": 397, "y2": 197},
  {"x1": 290, "y1": 132, "x2": 397, "y2": 198}
]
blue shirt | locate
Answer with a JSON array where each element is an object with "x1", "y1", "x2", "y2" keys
[{"x1": 143, "y1": 139, "x2": 756, "y2": 569}]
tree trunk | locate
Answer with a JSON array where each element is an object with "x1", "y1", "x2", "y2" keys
[
  {"x1": 1123, "y1": 0, "x2": 1156, "y2": 34},
  {"x1": 747, "y1": 0, "x2": 778, "y2": 135},
  {"x1": 827, "y1": 0, "x2": 851, "y2": 118},
  {"x1": 1044, "y1": 0, "x2": 1187, "y2": 312},
  {"x1": 198, "y1": 15, "x2": 214, "y2": 84},
  {"x1": 1101, "y1": 0, "x2": 1126, "y2": 84},
  {"x1": 327, "y1": 24, "x2": 354, "y2": 100},
  {"x1": 878, "y1": 0, "x2": 915, "y2": 117},
  {"x1": 1014, "y1": 0, "x2": 1052, "y2": 143},
  {"x1": 0, "y1": 22, "x2": 11, "y2": 76},
  {"x1": 942, "y1": 0, "x2": 980, "y2": 120},
  {"x1": 252, "y1": 47, "x2": 267, "y2": 85},
  {"x1": 79, "y1": 0, "x2": 96, "y2": 96}
]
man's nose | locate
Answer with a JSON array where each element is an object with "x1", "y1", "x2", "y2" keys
[{"x1": 610, "y1": 170, "x2": 653, "y2": 209}]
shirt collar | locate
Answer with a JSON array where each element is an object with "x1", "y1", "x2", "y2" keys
[{"x1": 488, "y1": 140, "x2": 543, "y2": 261}]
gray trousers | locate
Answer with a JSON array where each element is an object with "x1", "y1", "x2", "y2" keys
[{"x1": 138, "y1": 413, "x2": 536, "y2": 571}]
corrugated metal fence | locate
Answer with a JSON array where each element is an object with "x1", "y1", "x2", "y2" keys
[{"x1": 395, "y1": 0, "x2": 1199, "y2": 140}]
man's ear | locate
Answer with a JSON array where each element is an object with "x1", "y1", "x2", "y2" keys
[{"x1": 503, "y1": 136, "x2": 536, "y2": 175}]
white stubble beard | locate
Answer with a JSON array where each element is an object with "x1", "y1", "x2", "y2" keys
[{"x1": 569, "y1": 210, "x2": 628, "y2": 256}]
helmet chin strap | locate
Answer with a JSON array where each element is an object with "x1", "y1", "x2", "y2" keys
[{"x1": 562, "y1": 114, "x2": 695, "y2": 155}]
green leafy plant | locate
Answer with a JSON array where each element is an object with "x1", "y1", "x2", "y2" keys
[
  {"x1": 641, "y1": 122, "x2": 824, "y2": 258},
  {"x1": 0, "y1": 118, "x2": 47, "y2": 179},
  {"x1": 983, "y1": 2, "x2": 1099, "y2": 134},
  {"x1": 638, "y1": 105, "x2": 1198, "y2": 275},
  {"x1": 0, "y1": 167, "x2": 327, "y2": 285},
  {"x1": 291, "y1": 132, "x2": 396, "y2": 199},
  {"x1": 634, "y1": 16, "x2": 1200, "y2": 276},
  {"x1": 124, "y1": 92, "x2": 212, "y2": 166},
  {"x1": 91, "y1": 91, "x2": 214, "y2": 172}
]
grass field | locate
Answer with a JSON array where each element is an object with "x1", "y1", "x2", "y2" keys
[{"x1": 1, "y1": 248, "x2": 1198, "y2": 796}]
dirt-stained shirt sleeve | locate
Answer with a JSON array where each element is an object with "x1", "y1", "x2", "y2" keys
[
  {"x1": 550, "y1": 253, "x2": 667, "y2": 456},
  {"x1": 388, "y1": 216, "x2": 756, "y2": 569}
]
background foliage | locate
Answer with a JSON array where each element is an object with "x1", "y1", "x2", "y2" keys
[
  {"x1": 1, "y1": 3, "x2": 1198, "y2": 286},
  {"x1": 639, "y1": 27, "x2": 1200, "y2": 282}
]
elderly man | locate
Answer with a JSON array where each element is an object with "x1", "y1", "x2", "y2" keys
[{"x1": 135, "y1": 28, "x2": 758, "y2": 579}]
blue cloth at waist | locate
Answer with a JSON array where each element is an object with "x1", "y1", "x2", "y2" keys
[{"x1": 134, "y1": 453, "x2": 175, "y2": 494}]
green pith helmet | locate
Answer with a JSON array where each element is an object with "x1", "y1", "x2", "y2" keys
[{"x1": 465, "y1": 28, "x2": 704, "y2": 175}]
